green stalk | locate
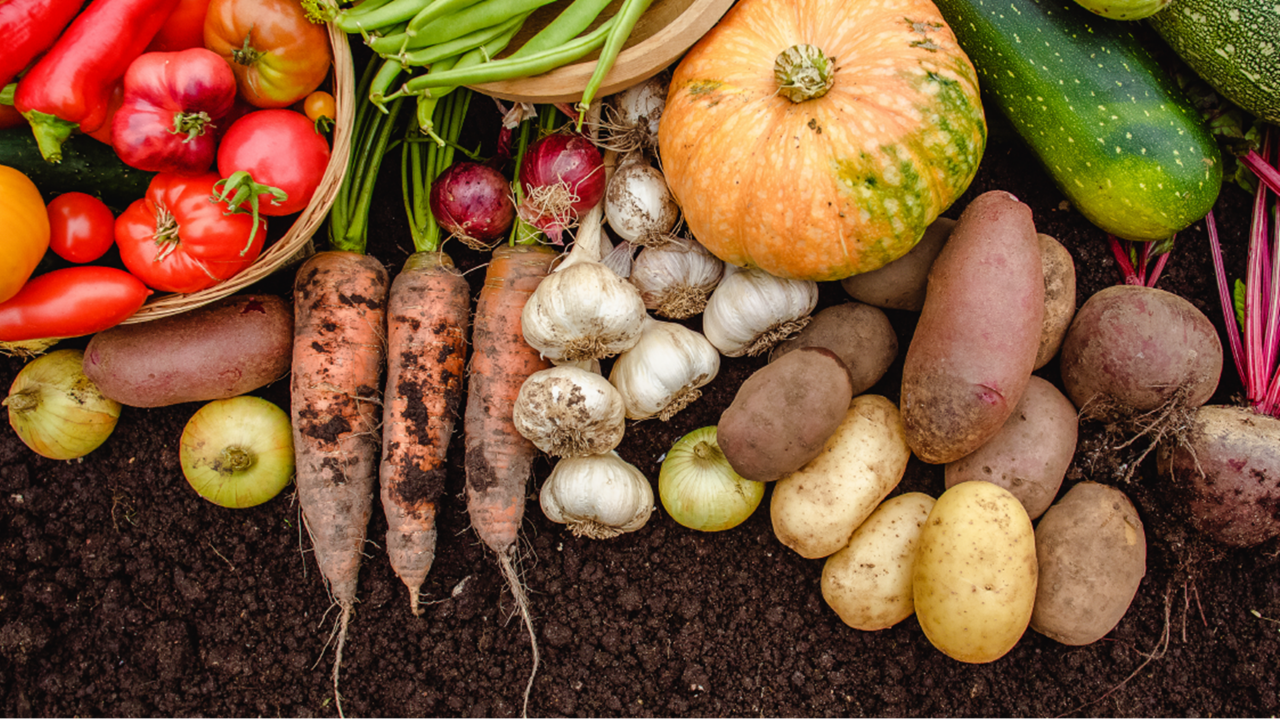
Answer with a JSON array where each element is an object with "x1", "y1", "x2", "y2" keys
[{"x1": 402, "y1": 89, "x2": 474, "y2": 253}]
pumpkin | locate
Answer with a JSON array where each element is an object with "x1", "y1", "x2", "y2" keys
[{"x1": 657, "y1": 0, "x2": 987, "y2": 282}]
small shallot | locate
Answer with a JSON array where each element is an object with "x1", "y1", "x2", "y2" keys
[{"x1": 517, "y1": 132, "x2": 606, "y2": 243}]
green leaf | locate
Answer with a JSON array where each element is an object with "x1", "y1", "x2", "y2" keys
[{"x1": 1234, "y1": 279, "x2": 1248, "y2": 331}]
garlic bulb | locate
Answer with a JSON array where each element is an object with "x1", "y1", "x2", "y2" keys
[
  {"x1": 603, "y1": 72, "x2": 667, "y2": 153},
  {"x1": 629, "y1": 239, "x2": 724, "y2": 319},
  {"x1": 609, "y1": 317, "x2": 720, "y2": 421},
  {"x1": 522, "y1": 201, "x2": 648, "y2": 363},
  {"x1": 604, "y1": 156, "x2": 681, "y2": 247},
  {"x1": 513, "y1": 365, "x2": 626, "y2": 458},
  {"x1": 702, "y1": 267, "x2": 818, "y2": 357},
  {"x1": 540, "y1": 451, "x2": 654, "y2": 539}
]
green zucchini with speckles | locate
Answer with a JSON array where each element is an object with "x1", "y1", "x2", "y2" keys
[{"x1": 933, "y1": 0, "x2": 1221, "y2": 241}]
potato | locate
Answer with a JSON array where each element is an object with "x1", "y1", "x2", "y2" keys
[
  {"x1": 900, "y1": 191, "x2": 1045, "y2": 464},
  {"x1": 718, "y1": 346, "x2": 853, "y2": 482},
  {"x1": 83, "y1": 294, "x2": 293, "y2": 408},
  {"x1": 770, "y1": 394, "x2": 910, "y2": 558},
  {"x1": 768, "y1": 302, "x2": 898, "y2": 396},
  {"x1": 914, "y1": 480, "x2": 1038, "y2": 664},
  {"x1": 821, "y1": 492, "x2": 935, "y2": 630},
  {"x1": 840, "y1": 217, "x2": 954, "y2": 311},
  {"x1": 1059, "y1": 284, "x2": 1221, "y2": 421},
  {"x1": 1031, "y1": 482, "x2": 1146, "y2": 646},
  {"x1": 1157, "y1": 404, "x2": 1280, "y2": 547},
  {"x1": 945, "y1": 376, "x2": 1078, "y2": 520},
  {"x1": 1035, "y1": 233, "x2": 1077, "y2": 370}
]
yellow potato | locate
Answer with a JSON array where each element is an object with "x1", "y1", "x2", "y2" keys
[
  {"x1": 913, "y1": 480, "x2": 1038, "y2": 663},
  {"x1": 770, "y1": 395, "x2": 911, "y2": 559},
  {"x1": 822, "y1": 492, "x2": 936, "y2": 630}
]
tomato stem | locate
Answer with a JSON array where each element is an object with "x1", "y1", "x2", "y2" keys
[
  {"x1": 231, "y1": 35, "x2": 264, "y2": 67},
  {"x1": 170, "y1": 110, "x2": 213, "y2": 143},
  {"x1": 151, "y1": 204, "x2": 181, "y2": 262}
]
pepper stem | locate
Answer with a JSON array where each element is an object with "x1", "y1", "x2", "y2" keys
[{"x1": 774, "y1": 44, "x2": 836, "y2": 103}]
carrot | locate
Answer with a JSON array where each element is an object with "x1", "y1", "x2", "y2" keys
[
  {"x1": 464, "y1": 240, "x2": 557, "y2": 716},
  {"x1": 380, "y1": 90, "x2": 473, "y2": 614},
  {"x1": 291, "y1": 250, "x2": 389, "y2": 717},
  {"x1": 289, "y1": 54, "x2": 399, "y2": 718}
]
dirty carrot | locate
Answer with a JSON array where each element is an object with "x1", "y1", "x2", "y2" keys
[
  {"x1": 379, "y1": 88, "x2": 473, "y2": 615},
  {"x1": 289, "y1": 52, "x2": 396, "y2": 718},
  {"x1": 290, "y1": 251, "x2": 388, "y2": 718}
]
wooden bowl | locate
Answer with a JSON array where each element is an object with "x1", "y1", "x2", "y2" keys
[{"x1": 470, "y1": 0, "x2": 737, "y2": 103}]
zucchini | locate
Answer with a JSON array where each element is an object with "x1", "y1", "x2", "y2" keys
[
  {"x1": 1149, "y1": 0, "x2": 1280, "y2": 125},
  {"x1": 933, "y1": 0, "x2": 1221, "y2": 241},
  {"x1": 0, "y1": 127, "x2": 154, "y2": 210}
]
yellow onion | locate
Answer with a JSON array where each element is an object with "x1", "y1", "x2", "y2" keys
[
  {"x1": 5, "y1": 349, "x2": 121, "y2": 460},
  {"x1": 659, "y1": 426, "x2": 764, "y2": 532},
  {"x1": 180, "y1": 396, "x2": 294, "y2": 508}
]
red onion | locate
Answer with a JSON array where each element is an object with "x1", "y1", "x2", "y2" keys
[
  {"x1": 517, "y1": 133, "x2": 606, "y2": 244},
  {"x1": 429, "y1": 161, "x2": 515, "y2": 248}
]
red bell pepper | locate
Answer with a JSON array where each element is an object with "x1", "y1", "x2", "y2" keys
[
  {"x1": 111, "y1": 48, "x2": 237, "y2": 174},
  {"x1": 13, "y1": 0, "x2": 182, "y2": 163},
  {"x1": 0, "y1": 266, "x2": 152, "y2": 342},
  {"x1": 0, "y1": 0, "x2": 85, "y2": 87}
]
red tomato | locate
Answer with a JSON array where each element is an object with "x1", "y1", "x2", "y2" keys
[
  {"x1": 115, "y1": 172, "x2": 267, "y2": 293},
  {"x1": 202, "y1": 0, "x2": 331, "y2": 108},
  {"x1": 47, "y1": 192, "x2": 116, "y2": 263},
  {"x1": 146, "y1": 0, "x2": 213, "y2": 52},
  {"x1": 0, "y1": 266, "x2": 151, "y2": 342},
  {"x1": 217, "y1": 108, "x2": 330, "y2": 216}
]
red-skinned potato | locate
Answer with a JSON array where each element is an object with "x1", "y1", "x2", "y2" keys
[
  {"x1": 1030, "y1": 482, "x2": 1146, "y2": 646},
  {"x1": 83, "y1": 295, "x2": 293, "y2": 407},
  {"x1": 1157, "y1": 405, "x2": 1280, "y2": 547},
  {"x1": 840, "y1": 217, "x2": 954, "y2": 312},
  {"x1": 1036, "y1": 234, "x2": 1077, "y2": 370},
  {"x1": 768, "y1": 302, "x2": 898, "y2": 397},
  {"x1": 1059, "y1": 285, "x2": 1221, "y2": 421},
  {"x1": 900, "y1": 191, "x2": 1044, "y2": 464},
  {"x1": 718, "y1": 346, "x2": 853, "y2": 482},
  {"x1": 945, "y1": 376, "x2": 1078, "y2": 520}
]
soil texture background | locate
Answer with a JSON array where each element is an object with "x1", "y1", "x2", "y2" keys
[{"x1": 2, "y1": 62, "x2": 1280, "y2": 718}]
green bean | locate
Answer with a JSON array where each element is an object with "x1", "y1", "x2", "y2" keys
[
  {"x1": 508, "y1": 0, "x2": 615, "y2": 59},
  {"x1": 576, "y1": 0, "x2": 654, "y2": 120},
  {"x1": 405, "y1": 0, "x2": 485, "y2": 34},
  {"x1": 396, "y1": 13, "x2": 618, "y2": 93},
  {"x1": 335, "y1": 0, "x2": 433, "y2": 33},
  {"x1": 398, "y1": 11, "x2": 529, "y2": 67},
  {"x1": 369, "y1": 0, "x2": 557, "y2": 55},
  {"x1": 367, "y1": 57, "x2": 407, "y2": 111}
]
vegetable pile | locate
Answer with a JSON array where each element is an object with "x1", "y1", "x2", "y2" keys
[{"x1": 7, "y1": 0, "x2": 1280, "y2": 713}]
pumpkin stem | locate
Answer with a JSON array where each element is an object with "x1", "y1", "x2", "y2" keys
[{"x1": 774, "y1": 44, "x2": 836, "y2": 102}]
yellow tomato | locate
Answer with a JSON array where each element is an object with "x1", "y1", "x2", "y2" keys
[{"x1": 0, "y1": 165, "x2": 50, "y2": 304}]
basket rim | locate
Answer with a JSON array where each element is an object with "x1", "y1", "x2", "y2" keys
[{"x1": 119, "y1": 22, "x2": 355, "y2": 324}]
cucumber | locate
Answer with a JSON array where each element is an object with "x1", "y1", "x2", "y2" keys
[
  {"x1": 1149, "y1": 0, "x2": 1280, "y2": 125},
  {"x1": 0, "y1": 127, "x2": 155, "y2": 210},
  {"x1": 1071, "y1": 0, "x2": 1169, "y2": 20},
  {"x1": 933, "y1": 0, "x2": 1221, "y2": 241}
]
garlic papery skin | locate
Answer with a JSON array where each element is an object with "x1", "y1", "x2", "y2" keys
[
  {"x1": 513, "y1": 365, "x2": 627, "y2": 458},
  {"x1": 609, "y1": 317, "x2": 720, "y2": 421},
  {"x1": 539, "y1": 451, "x2": 655, "y2": 539},
  {"x1": 629, "y1": 239, "x2": 725, "y2": 319},
  {"x1": 603, "y1": 72, "x2": 667, "y2": 154},
  {"x1": 659, "y1": 426, "x2": 764, "y2": 532},
  {"x1": 4, "y1": 349, "x2": 122, "y2": 460},
  {"x1": 702, "y1": 267, "x2": 818, "y2": 357},
  {"x1": 522, "y1": 201, "x2": 648, "y2": 363},
  {"x1": 604, "y1": 157, "x2": 681, "y2": 247}
]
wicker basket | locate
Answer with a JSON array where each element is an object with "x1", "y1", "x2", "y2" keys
[{"x1": 119, "y1": 23, "x2": 355, "y2": 325}]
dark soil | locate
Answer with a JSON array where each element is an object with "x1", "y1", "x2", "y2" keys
[{"x1": 3, "y1": 88, "x2": 1280, "y2": 718}]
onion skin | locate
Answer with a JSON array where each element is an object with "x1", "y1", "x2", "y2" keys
[
  {"x1": 5, "y1": 349, "x2": 121, "y2": 460},
  {"x1": 180, "y1": 395, "x2": 295, "y2": 508},
  {"x1": 659, "y1": 426, "x2": 764, "y2": 532},
  {"x1": 517, "y1": 133, "x2": 606, "y2": 242},
  {"x1": 429, "y1": 161, "x2": 515, "y2": 247}
]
